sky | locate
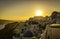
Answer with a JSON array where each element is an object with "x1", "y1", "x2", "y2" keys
[{"x1": 0, "y1": 0, "x2": 60, "y2": 21}]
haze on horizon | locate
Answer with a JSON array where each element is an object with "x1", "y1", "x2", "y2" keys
[{"x1": 0, "y1": 0, "x2": 60, "y2": 21}]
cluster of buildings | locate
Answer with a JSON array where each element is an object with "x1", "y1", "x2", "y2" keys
[{"x1": 13, "y1": 11, "x2": 60, "y2": 39}]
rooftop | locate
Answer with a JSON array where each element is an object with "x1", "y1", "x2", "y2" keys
[{"x1": 49, "y1": 24, "x2": 60, "y2": 28}]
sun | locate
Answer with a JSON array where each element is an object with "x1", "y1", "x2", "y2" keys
[{"x1": 36, "y1": 10, "x2": 42, "y2": 16}]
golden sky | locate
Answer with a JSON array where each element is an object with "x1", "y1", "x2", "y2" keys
[{"x1": 0, "y1": 0, "x2": 60, "y2": 21}]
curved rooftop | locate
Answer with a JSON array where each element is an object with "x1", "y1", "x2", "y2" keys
[{"x1": 49, "y1": 24, "x2": 60, "y2": 28}]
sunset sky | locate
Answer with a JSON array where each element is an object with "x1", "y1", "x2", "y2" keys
[{"x1": 0, "y1": 0, "x2": 60, "y2": 21}]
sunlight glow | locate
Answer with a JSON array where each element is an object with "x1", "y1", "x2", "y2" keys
[{"x1": 36, "y1": 10, "x2": 43, "y2": 16}]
